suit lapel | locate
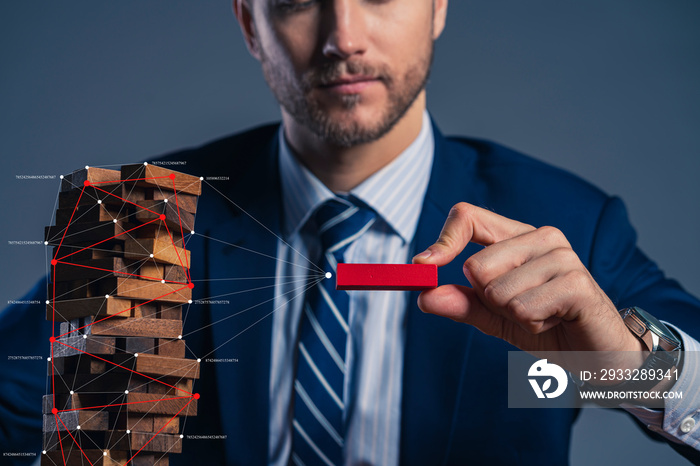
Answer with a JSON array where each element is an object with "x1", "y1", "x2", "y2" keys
[{"x1": 400, "y1": 121, "x2": 484, "y2": 464}]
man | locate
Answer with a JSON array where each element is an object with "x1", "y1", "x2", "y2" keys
[{"x1": 1, "y1": 0, "x2": 699, "y2": 464}]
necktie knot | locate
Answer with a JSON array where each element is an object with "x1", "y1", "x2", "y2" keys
[{"x1": 314, "y1": 197, "x2": 376, "y2": 260}]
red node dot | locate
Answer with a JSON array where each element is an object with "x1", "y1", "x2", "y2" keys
[
  {"x1": 169, "y1": 173, "x2": 176, "y2": 180},
  {"x1": 84, "y1": 180, "x2": 91, "y2": 186},
  {"x1": 51, "y1": 259, "x2": 57, "y2": 266},
  {"x1": 159, "y1": 214, "x2": 166, "y2": 221},
  {"x1": 193, "y1": 393, "x2": 200, "y2": 399},
  {"x1": 187, "y1": 282, "x2": 194, "y2": 289},
  {"x1": 51, "y1": 408, "x2": 58, "y2": 415},
  {"x1": 49, "y1": 336, "x2": 56, "y2": 343}
]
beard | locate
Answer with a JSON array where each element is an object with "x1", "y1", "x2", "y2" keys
[{"x1": 259, "y1": 44, "x2": 434, "y2": 148}]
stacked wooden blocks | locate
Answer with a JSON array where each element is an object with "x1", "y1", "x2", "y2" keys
[{"x1": 43, "y1": 164, "x2": 201, "y2": 466}]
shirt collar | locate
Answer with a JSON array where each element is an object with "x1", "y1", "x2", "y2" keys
[{"x1": 279, "y1": 111, "x2": 434, "y2": 245}]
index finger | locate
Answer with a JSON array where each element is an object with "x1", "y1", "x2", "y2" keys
[{"x1": 413, "y1": 202, "x2": 534, "y2": 267}]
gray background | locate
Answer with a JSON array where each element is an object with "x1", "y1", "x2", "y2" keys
[{"x1": 1, "y1": 1, "x2": 698, "y2": 464}]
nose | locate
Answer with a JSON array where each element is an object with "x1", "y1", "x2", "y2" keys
[{"x1": 321, "y1": 0, "x2": 368, "y2": 60}]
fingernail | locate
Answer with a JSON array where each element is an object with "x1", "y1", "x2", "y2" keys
[{"x1": 413, "y1": 250, "x2": 432, "y2": 261}]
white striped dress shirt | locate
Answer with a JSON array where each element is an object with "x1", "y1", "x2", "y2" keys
[{"x1": 269, "y1": 111, "x2": 434, "y2": 466}]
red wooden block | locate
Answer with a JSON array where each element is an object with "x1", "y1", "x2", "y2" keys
[{"x1": 336, "y1": 263, "x2": 437, "y2": 291}]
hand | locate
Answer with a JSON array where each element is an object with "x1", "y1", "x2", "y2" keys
[{"x1": 413, "y1": 202, "x2": 645, "y2": 374}]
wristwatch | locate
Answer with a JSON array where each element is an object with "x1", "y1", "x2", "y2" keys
[{"x1": 573, "y1": 306, "x2": 682, "y2": 397}]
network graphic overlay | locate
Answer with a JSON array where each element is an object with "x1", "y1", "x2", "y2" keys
[
  {"x1": 41, "y1": 163, "x2": 328, "y2": 465},
  {"x1": 44, "y1": 165, "x2": 202, "y2": 465}
]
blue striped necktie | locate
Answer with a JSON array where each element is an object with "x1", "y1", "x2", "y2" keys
[{"x1": 292, "y1": 197, "x2": 376, "y2": 466}]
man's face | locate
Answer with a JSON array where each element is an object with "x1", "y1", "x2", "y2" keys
[{"x1": 237, "y1": 0, "x2": 447, "y2": 147}]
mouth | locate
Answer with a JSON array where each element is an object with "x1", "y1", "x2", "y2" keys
[{"x1": 318, "y1": 75, "x2": 382, "y2": 94}]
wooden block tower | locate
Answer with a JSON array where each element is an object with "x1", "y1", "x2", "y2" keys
[{"x1": 42, "y1": 164, "x2": 201, "y2": 466}]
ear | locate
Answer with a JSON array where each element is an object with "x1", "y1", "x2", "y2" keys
[
  {"x1": 432, "y1": 0, "x2": 448, "y2": 40},
  {"x1": 233, "y1": 0, "x2": 261, "y2": 60}
]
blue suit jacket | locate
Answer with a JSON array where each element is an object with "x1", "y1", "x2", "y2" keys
[{"x1": 2, "y1": 121, "x2": 699, "y2": 465}]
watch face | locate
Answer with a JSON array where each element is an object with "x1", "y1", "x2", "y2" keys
[{"x1": 632, "y1": 307, "x2": 681, "y2": 348}]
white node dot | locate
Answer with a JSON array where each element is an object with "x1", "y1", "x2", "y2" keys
[
  {"x1": 113, "y1": 219, "x2": 117, "y2": 223},
  {"x1": 105, "y1": 294, "x2": 109, "y2": 299},
  {"x1": 42, "y1": 450, "x2": 47, "y2": 455},
  {"x1": 126, "y1": 429, "x2": 131, "y2": 434},
  {"x1": 144, "y1": 162, "x2": 148, "y2": 166},
  {"x1": 103, "y1": 452, "x2": 108, "y2": 456},
  {"x1": 76, "y1": 425, "x2": 81, "y2": 430},
  {"x1": 161, "y1": 279, "x2": 165, "y2": 284},
  {"x1": 188, "y1": 299, "x2": 193, "y2": 304},
  {"x1": 46, "y1": 300, "x2": 50, "y2": 304},
  {"x1": 199, "y1": 176, "x2": 204, "y2": 181},
  {"x1": 178, "y1": 335, "x2": 183, "y2": 339},
  {"x1": 190, "y1": 230, "x2": 195, "y2": 235},
  {"x1": 179, "y1": 434, "x2": 184, "y2": 439},
  {"x1": 150, "y1": 254, "x2": 154, "y2": 258},
  {"x1": 44, "y1": 241, "x2": 48, "y2": 245},
  {"x1": 70, "y1": 390, "x2": 74, "y2": 395},
  {"x1": 134, "y1": 353, "x2": 139, "y2": 357},
  {"x1": 85, "y1": 165, "x2": 89, "y2": 169},
  {"x1": 97, "y1": 200, "x2": 102, "y2": 204},
  {"x1": 125, "y1": 390, "x2": 129, "y2": 394},
  {"x1": 197, "y1": 358, "x2": 201, "y2": 363},
  {"x1": 325, "y1": 272, "x2": 332, "y2": 279},
  {"x1": 83, "y1": 334, "x2": 88, "y2": 339},
  {"x1": 47, "y1": 357, "x2": 51, "y2": 361},
  {"x1": 164, "y1": 199, "x2": 168, "y2": 203},
  {"x1": 59, "y1": 175, "x2": 64, "y2": 179}
]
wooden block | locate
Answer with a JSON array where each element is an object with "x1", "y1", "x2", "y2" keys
[
  {"x1": 96, "y1": 277, "x2": 192, "y2": 304},
  {"x1": 107, "y1": 430, "x2": 182, "y2": 454},
  {"x1": 121, "y1": 164, "x2": 202, "y2": 196},
  {"x1": 52, "y1": 257, "x2": 133, "y2": 283},
  {"x1": 153, "y1": 189, "x2": 198, "y2": 214},
  {"x1": 157, "y1": 339, "x2": 186, "y2": 358},
  {"x1": 124, "y1": 237, "x2": 191, "y2": 269},
  {"x1": 115, "y1": 412, "x2": 154, "y2": 432},
  {"x1": 114, "y1": 353, "x2": 199, "y2": 379},
  {"x1": 42, "y1": 430, "x2": 93, "y2": 452},
  {"x1": 52, "y1": 335, "x2": 116, "y2": 358},
  {"x1": 61, "y1": 167, "x2": 121, "y2": 192},
  {"x1": 153, "y1": 415, "x2": 180, "y2": 434},
  {"x1": 58, "y1": 184, "x2": 144, "y2": 210},
  {"x1": 49, "y1": 393, "x2": 90, "y2": 411},
  {"x1": 43, "y1": 410, "x2": 109, "y2": 432},
  {"x1": 88, "y1": 316, "x2": 182, "y2": 339},
  {"x1": 124, "y1": 393, "x2": 198, "y2": 416},
  {"x1": 134, "y1": 199, "x2": 195, "y2": 231},
  {"x1": 114, "y1": 413, "x2": 180, "y2": 435},
  {"x1": 42, "y1": 449, "x2": 128, "y2": 466},
  {"x1": 163, "y1": 265, "x2": 188, "y2": 284},
  {"x1": 132, "y1": 301, "x2": 159, "y2": 319},
  {"x1": 134, "y1": 225, "x2": 184, "y2": 248},
  {"x1": 51, "y1": 355, "x2": 108, "y2": 375},
  {"x1": 52, "y1": 279, "x2": 94, "y2": 300},
  {"x1": 53, "y1": 373, "x2": 149, "y2": 395},
  {"x1": 139, "y1": 261, "x2": 165, "y2": 281},
  {"x1": 158, "y1": 304, "x2": 183, "y2": 321},
  {"x1": 148, "y1": 378, "x2": 193, "y2": 397},
  {"x1": 335, "y1": 263, "x2": 438, "y2": 291},
  {"x1": 123, "y1": 337, "x2": 157, "y2": 355},
  {"x1": 48, "y1": 297, "x2": 133, "y2": 322},
  {"x1": 56, "y1": 203, "x2": 123, "y2": 225},
  {"x1": 56, "y1": 241, "x2": 125, "y2": 262},
  {"x1": 45, "y1": 221, "x2": 130, "y2": 246}
]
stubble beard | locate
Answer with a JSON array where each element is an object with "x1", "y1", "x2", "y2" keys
[{"x1": 260, "y1": 44, "x2": 434, "y2": 148}]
